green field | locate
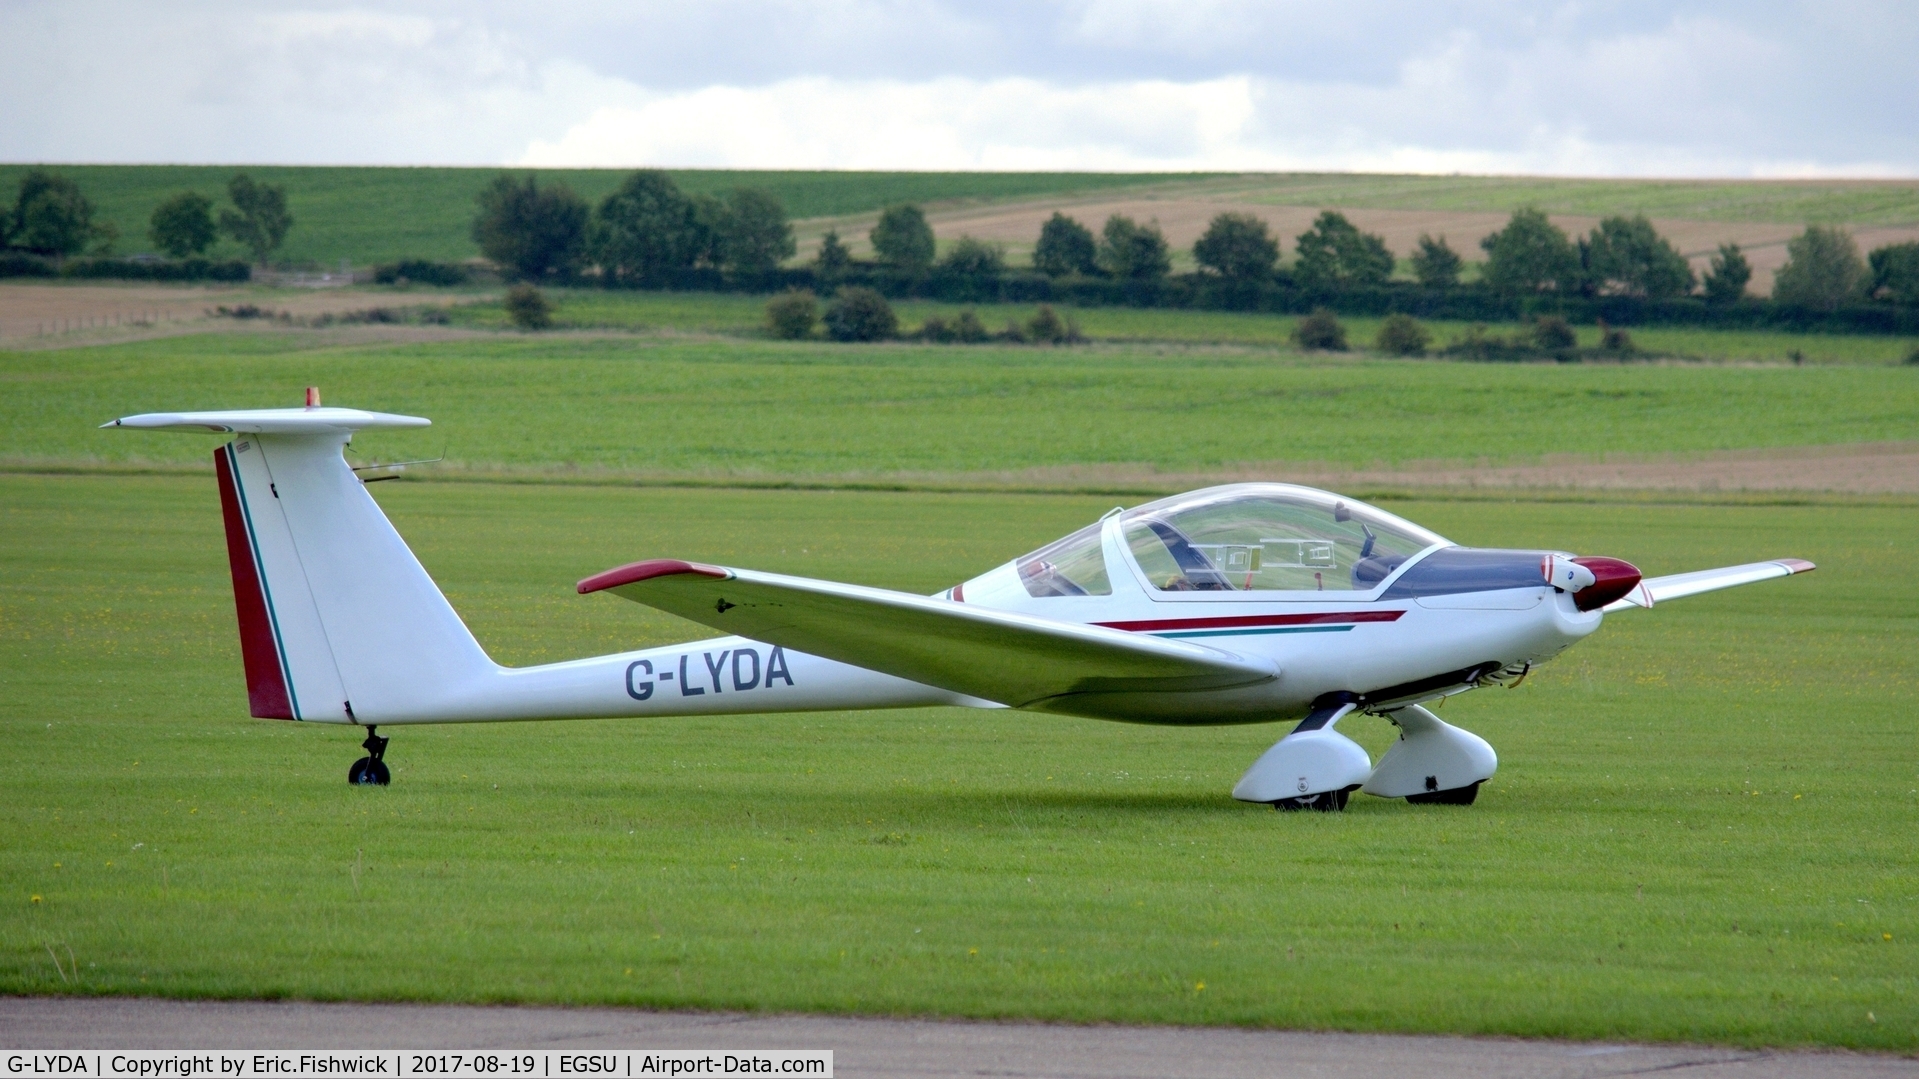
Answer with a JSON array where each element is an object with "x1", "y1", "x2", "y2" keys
[
  {"x1": 0, "y1": 166, "x2": 1195, "y2": 268},
  {"x1": 4, "y1": 164, "x2": 1915, "y2": 268},
  {"x1": 4, "y1": 324, "x2": 1916, "y2": 485},
  {"x1": 2, "y1": 473, "x2": 1913, "y2": 1048}
]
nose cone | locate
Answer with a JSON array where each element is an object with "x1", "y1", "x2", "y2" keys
[{"x1": 1570, "y1": 556, "x2": 1641, "y2": 611}]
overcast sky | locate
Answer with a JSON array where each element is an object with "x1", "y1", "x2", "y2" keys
[{"x1": 4, "y1": 1, "x2": 1914, "y2": 175}]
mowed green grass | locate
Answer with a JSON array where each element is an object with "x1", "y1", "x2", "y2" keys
[
  {"x1": 4, "y1": 330, "x2": 1917, "y2": 482},
  {"x1": 0, "y1": 166, "x2": 1193, "y2": 267},
  {"x1": 1, "y1": 474, "x2": 1913, "y2": 1048},
  {"x1": 445, "y1": 289, "x2": 1919, "y2": 365}
]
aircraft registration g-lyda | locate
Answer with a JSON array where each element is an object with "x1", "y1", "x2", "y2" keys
[{"x1": 106, "y1": 392, "x2": 1816, "y2": 810}]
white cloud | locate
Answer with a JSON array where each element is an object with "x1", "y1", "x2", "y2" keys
[
  {"x1": 0, "y1": 0, "x2": 1913, "y2": 175},
  {"x1": 0, "y1": 2, "x2": 633, "y2": 165},
  {"x1": 513, "y1": 12, "x2": 1914, "y2": 177},
  {"x1": 519, "y1": 77, "x2": 1264, "y2": 171}
]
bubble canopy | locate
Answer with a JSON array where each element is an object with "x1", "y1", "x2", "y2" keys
[{"x1": 1015, "y1": 484, "x2": 1449, "y2": 597}]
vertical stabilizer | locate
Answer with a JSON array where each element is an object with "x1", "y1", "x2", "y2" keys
[{"x1": 110, "y1": 406, "x2": 496, "y2": 723}]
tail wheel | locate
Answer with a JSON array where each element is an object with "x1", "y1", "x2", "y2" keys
[
  {"x1": 347, "y1": 726, "x2": 391, "y2": 786},
  {"x1": 1406, "y1": 780, "x2": 1481, "y2": 805}
]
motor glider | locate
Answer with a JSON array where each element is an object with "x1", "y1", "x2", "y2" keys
[{"x1": 105, "y1": 395, "x2": 1814, "y2": 808}]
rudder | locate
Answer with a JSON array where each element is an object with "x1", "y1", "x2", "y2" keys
[
  {"x1": 213, "y1": 442, "x2": 298, "y2": 718},
  {"x1": 214, "y1": 435, "x2": 352, "y2": 720}
]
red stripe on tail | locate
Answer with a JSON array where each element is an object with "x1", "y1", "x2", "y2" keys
[{"x1": 214, "y1": 445, "x2": 293, "y2": 719}]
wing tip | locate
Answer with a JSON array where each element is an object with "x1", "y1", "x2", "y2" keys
[
  {"x1": 577, "y1": 559, "x2": 731, "y2": 595},
  {"x1": 1776, "y1": 558, "x2": 1817, "y2": 574}
]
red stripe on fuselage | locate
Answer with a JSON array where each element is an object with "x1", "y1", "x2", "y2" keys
[
  {"x1": 1095, "y1": 610, "x2": 1405, "y2": 633},
  {"x1": 214, "y1": 445, "x2": 293, "y2": 719}
]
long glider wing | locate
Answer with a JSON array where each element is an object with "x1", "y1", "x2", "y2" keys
[
  {"x1": 1602, "y1": 558, "x2": 1815, "y2": 612},
  {"x1": 579, "y1": 560, "x2": 1277, "y2": 708}
]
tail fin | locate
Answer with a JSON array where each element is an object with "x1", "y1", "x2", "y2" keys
[{"x1": 109, "y1": 407, "x2": 497, "y2": 722}]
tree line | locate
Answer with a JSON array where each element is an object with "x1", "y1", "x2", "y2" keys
[
  {"x1": 474, "y1": 169, "x2": 1919, "y2": 322},
  {"x1": 934, "y1": 204, "x2": 1915, "y2": 312},
  {"x1": 0, "y1": 168, "x2": 290, "y2": 280},
  {"x1": 6, "y1": 163, "x2": 1914, "y2": 322},
  {"x1": 470, "y1": 170, "x2": 793, "y2": 285}
]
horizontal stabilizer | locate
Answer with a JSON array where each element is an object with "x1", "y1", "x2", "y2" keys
[
  {"x1": 580, "y1": 560, "x2": 1277, "y2": 708},
  {"x1": 1602, "y1": 558, "x2": 1814, "y2": 611},
  {"x1": 103, "y1": 407, "x2": 430, "y2": 435}
]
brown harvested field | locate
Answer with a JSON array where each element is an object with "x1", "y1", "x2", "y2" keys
[
  {"x1": 0, "y1": 283, "x2": 479, "y2": 343},
  {"x1": 788, "y1": 173, "x2": 1919, "y2": 296},
  {"x1": 910, "y1": 198, "x2": 1919, "y2": 297}
]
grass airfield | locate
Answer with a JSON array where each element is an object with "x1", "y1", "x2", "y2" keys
[
  {"x1": 2, "y1": 475, "x2": 1914, "y2": 1049},
  {"x1": 1, "y1": 302, "x2": 1915, "y2": 1049},
  {"x1": 5, "y1": 322, "x2": 1917, "y2": 483}
]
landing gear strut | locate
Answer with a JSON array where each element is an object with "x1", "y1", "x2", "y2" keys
[{"x1": 348, "y1": 726, "x2": 391, "y2": 786}]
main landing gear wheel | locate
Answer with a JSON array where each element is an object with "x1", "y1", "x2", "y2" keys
[
  {"x1": 1406, "y1": 780, "x2": 1481, "y2": 805},
  {"x1": 348, "y1": 727, "x2": 391, "y2": 786},
  {"x1": 1274, "y1": 787, "x2": 1351, "y2": 812}
]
